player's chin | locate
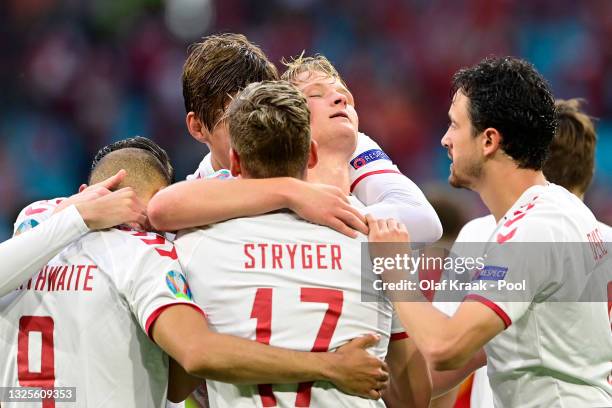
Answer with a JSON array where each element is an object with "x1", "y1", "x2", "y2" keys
[{"x1": 448, "y1": 173, "x2": 468, "y2": 189}]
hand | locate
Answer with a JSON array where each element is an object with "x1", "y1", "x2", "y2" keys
[
  {"x1": 366, "y1": 215, "x2": 415, "y2": 295},
  {"x1": 326, "y1": 334, "x2": 389, "y2": 399},
  {"x1": 366, "y1": 215, "x2": 411, "y2": 243},
  {"x1": 76, "y1": 187, "x2": 147, "y2": 230},
  {"x1": 54, "y1": 170, "x2": 127, "y2": 214},
  {"x1": 288, "y1": 181, "x2": 368, "y2": 238}
]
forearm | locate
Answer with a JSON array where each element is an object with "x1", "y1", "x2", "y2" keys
[
  {"x1": 0, "y1": 205, "x2": 89, "y2": 296},
  {"x1": 181, "y1": 332, "x2": 333, "y2": 384},
  {"x1": 366, "y1": 199, "x2": 442, "y2": 243},
  {"x1": 431, "y1": 349, "x2": 486, "y2": 397},
  {"x1": 148, "y1": 178, "x2": 294, "y2": 231}
]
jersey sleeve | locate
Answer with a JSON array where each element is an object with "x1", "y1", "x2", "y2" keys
[
  {"x1": 13, "y1": 198, "x2": 66, "y2": 236},
  {"x1": 350, "y1": 133, "x2": 442, "y2": 243},
  {"x1": 0, "y1": 205, "x2": 89, "y2": 297},
  {"x1": 390, "y1": 309, "x2": 409, "y2": 341},
  {"x1": 111, "y1": 231, "x2": 205, "y2": 339}
]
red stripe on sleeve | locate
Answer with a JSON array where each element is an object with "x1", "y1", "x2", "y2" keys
[
  {"x1": 390, "y1": 331, "x2": 409, "y2": 341},
  {"x1": 464, "y1": 294, "x2": 512, "y2": 329},
  {"x1": 145, "y1": 303, "x2": 206, "y2": 340},
  {"x1": 350, "y1": 169, "x2": 401, "y2": 193}
]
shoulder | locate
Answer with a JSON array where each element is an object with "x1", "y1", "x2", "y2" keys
[
  {"x1": 14, "y1": 198, "x2": 67, "y2": 235},
  {"x1": 101, "y1": 227, "x2": 178, "y2": 261},
  {"x1": 456, "y1": 215, "x2": 497, "y2": 243},
  {"x1": 597, "y1": 221, "x2": 612, "y2": 242},
  {"x1": 495, "y1": 184, "x2": 597, "y2": 243}
]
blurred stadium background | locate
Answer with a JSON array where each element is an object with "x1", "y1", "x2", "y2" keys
[{"x1": 1, "y1": 0, "x2": 611, "y2": 240}]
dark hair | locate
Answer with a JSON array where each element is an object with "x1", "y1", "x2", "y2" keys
[
  {"x1": 227, "y1": 80, "x2": 311, "y2": 179},
  {"x1": 182, "y1": 33, "x2": 279, "y2": 131},
  {"x1": 90, "y1": 136, "x2": 174, "y2": 184},
  {"x1": 452, "y1": 56, "x2": 557, "y2": 170},
  {"x1": 543, "y1": 98, "x2": 596, "y2": 194}
]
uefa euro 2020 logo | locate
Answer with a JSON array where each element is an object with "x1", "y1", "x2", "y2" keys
[{"x1": 165, "y1": 271, "x2": 193, "y2": 301}]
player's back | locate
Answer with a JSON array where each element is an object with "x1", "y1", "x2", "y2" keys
[
  {"x1": 176, "y1": 206, "x2": 400, "y2": 408},
  {"x1": 0, "y1": 228, "x2": 190, "y2": 408}
]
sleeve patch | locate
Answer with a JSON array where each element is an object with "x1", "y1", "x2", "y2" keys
[
  {"x1": 165, "y1": 270, "x2": 193, "y2": 301},
  {"x1": 350, "y1": 149, "x2": 391, "y2": 169},
  {"x1": 14, "y1": 219, "x2": 40, "y2": 236}
]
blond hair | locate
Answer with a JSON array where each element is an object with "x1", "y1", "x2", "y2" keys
[{"x1": 281, "y1": 53, "x2": 347, "y2": 88}]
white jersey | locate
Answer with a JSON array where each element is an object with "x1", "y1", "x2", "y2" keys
[
  {"x1": 0, "y1": 205, "x2": 88, "y2": 297},
  {"x1": 435, "y1": 214, "x2": 496, "y2": 408},
  {"x1": 0, "y1": 227, "x2": 202, "y2": 408},
  {"x1": 188, "y1": 132, "x2": 442, "y2": 243},
  {"x1": 463, "y1": 184, "x2": 612, "y2": 407},
  {"x1": 176, "y1": 198, "x2": 407, "y2": 408}
]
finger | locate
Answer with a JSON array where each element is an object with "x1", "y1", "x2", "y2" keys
[
  {"x1": 386, "y1": 218, "x2": 398, "y2": 231},
  {"x1": 377, "y1": 219, "x2": 387, "y2": 233},
  {"x1": 375, "y1": 369, "x2": 389, "y2": 382},
  {"x1": 338, "y1": 210, "x2": 368, "y2": 236},
  {"x1": 365, "y1": 214, "x2": 377, "y2": 231},
  {"x1": 330, "y1": 219, "x2": 358, "y2": 239},
  {"x1": 99, "y1": 169, "x2": 127, "y2": 190},
  {"x1": 375, "y1": 381, "x2": 387, "y2": 391},
  {"x1": 397, "y1": 222, "x2": 410, "y2": 240},
  {"x1": 368, "y1": 389, "x2": 381, "y2": 400},
  {"x1": 350, "y1": 333, "x2": 380, "y2": 349},
  {"x1": 380, "y1": 359, "x2": 389, "y2": 373}
]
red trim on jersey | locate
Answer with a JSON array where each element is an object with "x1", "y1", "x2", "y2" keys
[
  {"x1": 145, "y1": 303, "x2": 206, "y2": 340},
  {"x1": 350, "y1": 169, "x2": 401, "y2": 193},
  {"x1": 464, "y1": 294, "x2": 512, "y2": 329},
  {"x1": 390, "y1": 331, "x2": 409, "y2": 341}
]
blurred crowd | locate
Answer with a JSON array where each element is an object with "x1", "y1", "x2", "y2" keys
[{"x1": 1, "y1": 0, "x2": 611, "y2": 240}]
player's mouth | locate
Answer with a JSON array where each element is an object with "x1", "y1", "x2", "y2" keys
[{"x1": 329, "y1": 111, "x2": 349, "y2": 120}]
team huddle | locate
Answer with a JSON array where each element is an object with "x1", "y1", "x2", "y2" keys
[{"x1": 0, "y1": 33, "x2": 610, "y2": 408}]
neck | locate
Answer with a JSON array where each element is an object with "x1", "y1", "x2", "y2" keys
[
  {"x1": 476, "y1": 163, "x2": 547, "y2": 222},
  {"x1": 210, "y1": 154, "x2": 224, "y2": 171},
  {"x1": 307, "y1": 152, "x2": 351, "y2": 195}
]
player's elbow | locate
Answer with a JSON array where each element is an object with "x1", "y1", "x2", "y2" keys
[
  {"x1": 419, "y1": 208, "x2": 443, "y2": 243},
  {"x1": 424, "y1": 340, "x2": 468, "y2": 371},
  {"x1": 147, "y1": 191, "x2": 175, "y2": 231}
]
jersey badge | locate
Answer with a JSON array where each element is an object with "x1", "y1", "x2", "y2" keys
[
  {"x1": 473, "y1": 265, "x2": 508, "y2": 281},
  {"x1": 350, "y1": 149, "x2": 391, "y2": 169}
]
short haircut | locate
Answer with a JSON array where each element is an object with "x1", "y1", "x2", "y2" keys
[
  {"x1": 89, "y1": 137, "x2": 173, "y2": 195},
  {"x1": 226, "y1": 80, "x2": 311, "y2": 179},
  {"x1": 452, "y1": 56, "x2": 557, "y2": 170},
  {"x1": 182, "y1": 33, "x2": 279, "y2": 131},
  {"x1": 281, "y1": 53, "x2": 347, "y2": 88},
  {"x1": 543, "y1": 99, "x2": 596, "y2": 195}
]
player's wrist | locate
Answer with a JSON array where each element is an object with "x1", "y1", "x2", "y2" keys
[
  {"x1": 281, "y1": 178, "x2": 305, "y2": 210},
  {"x1": 312, "y1": 351, "x2": 339, "y2": 382}
]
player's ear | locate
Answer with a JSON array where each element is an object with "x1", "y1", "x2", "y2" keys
[
  {"x1": 229, "y1": 148, "x2": 242, "y2": 177},
  {"x1": 78, "y1": 184, "x2": 88, "y2": 193},
  {"x1": 307, "y1": 140, "x2": 319, "y2": 169},
  {"x1": 482, "y1": 127, "x2": 502, "y2": 157},
  {"x1": 186, "y1": 112, "x2": 211, "y2": 144}
]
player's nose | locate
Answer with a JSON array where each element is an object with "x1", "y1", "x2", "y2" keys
[{"x1": 332, "y1": 91, "x2": 347, "y2": 107}]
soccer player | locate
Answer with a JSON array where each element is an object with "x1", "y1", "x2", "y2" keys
[
  {"x1": 0, "y1": 169, "x2": 146, "y2": 297},
  {"x1": 149, "y1": 38, "x2": 442, "y2": 243},
  {"x1": 175, "y1": 80, "x2": 430, "y2": 408},
  {"x1": 0, "y1": 137, "x2": 390, "y2": 407},
  {"x1": 373, "y1": 57, "x2": 612, "y2": 407},
  {"x1": 436, "y1": 97, "x2": 612, "y2": 408}
]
